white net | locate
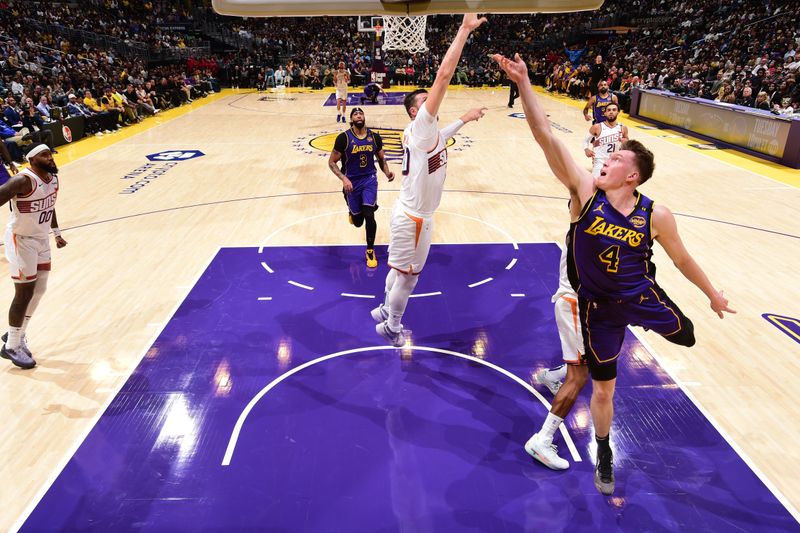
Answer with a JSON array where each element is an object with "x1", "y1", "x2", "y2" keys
[{"x1": 381, "y1": 15, "x2": 428, "y2": 53}]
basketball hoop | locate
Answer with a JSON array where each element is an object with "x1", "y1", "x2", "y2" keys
[{"x1": 382, "y1": 15, "x2": 428, "y2": 53}]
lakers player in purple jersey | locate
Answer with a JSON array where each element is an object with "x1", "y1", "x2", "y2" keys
[
  {"x1": 494, "y1": 53, "x2": 735, "y2": 495},
  {"x1": 583, "y1": 80, "x2": 618, "y2": 124},
  {"x1": 328, "y1": 108, "x2": 394, "y2": 267}
]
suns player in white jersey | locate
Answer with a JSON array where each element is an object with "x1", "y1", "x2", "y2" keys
[
  {"x1": 334, "y1": 61, "x2": 351, "y2": 124},
  {"x1": 583, "y1": 102, "x2": 628, "y2": 177},
  {"x1": 370, "y1": 13, "x2": 488, "y2": 347},
  {"x1": 0, "y1": 145, "x2": 67, "y2": 369}
]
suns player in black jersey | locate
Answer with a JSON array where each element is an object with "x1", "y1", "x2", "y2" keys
[{"x1": 494, "y1": 53, "x2": 735, "y2": 495}]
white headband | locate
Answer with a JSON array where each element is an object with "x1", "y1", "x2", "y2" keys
[{"x1": 25, "y1": 144, "x2": 51, "y2": 161}]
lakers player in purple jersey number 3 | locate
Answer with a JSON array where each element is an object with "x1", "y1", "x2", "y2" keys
[
  {"x1": 329, "y1": 108, "x2": 394, "y2": 267},
  {"x1": 493, "y1": 53, "x2": 735, "y2": 495}
]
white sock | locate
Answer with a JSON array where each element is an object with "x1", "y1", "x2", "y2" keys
[
  {"x1": 21, "y1": 315, "x2": 31, "y2": 335},
  {"x1": 549, "y1": 364, "x2": 568, "y2": 382},
  {"x1": 540, "y1": 412, "x2": 564, "y2": 443},
  {"x1": 383, "y1": 269, "x2": 397, "y2": 307},
  {"x1": 386, "y1": 273, "x2": 418, "y2": 331},
  {"x1": 7, "y1": 326, "x2": 22, "y2": 350}
]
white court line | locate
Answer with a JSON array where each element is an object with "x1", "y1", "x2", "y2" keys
[
  {"x1": 468, "y1": 277, "x2": 493, "y2": 288},
  {"x1": 260, "y1": 262, "x2": 274, "y2": 274},
  {"x1": 12, "y1": 249, "x2": 221, "y2": 532},
  {"x1": 437, "y1": 210, "x2": 520, "y2": 251},
  {"x1": 257, "y1": 297, "x2": 273, "y2": 301},
  {"x1": 258, "y1": 211, "x2": 342, "y2": 253},
  {"x1": 409, "y1": 291, "x2": 443, "y2": 298},
  {"x1": 742, "y1": 186, "x2": 794, "y2": 191},
  {"x1": 505, "y1": 258, "x2": 517, "y2": 270},
  {"x1": 629, "y1": 328, "x2": 800, "y2": 523},
  {"x1": 341, "y1": 293, "x2": 375, "y2": 299},
  {"x1": 221, "y1": 345, "x2": 581, "y2": 466},
  {"x1": 249, "y1": 241, "x2": 556, "y2": 249},
  {"x1": 288, "y1": 280, "x2": 314, "y2": 291},
  {"x1": 511, "y1": 293, "x2": 526, "y2": 297}
]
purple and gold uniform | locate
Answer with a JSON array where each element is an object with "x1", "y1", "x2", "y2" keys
[
  {"x1": 333, "y1": 128, "x2": 384, "y2": 215},
  {"x1": 568, "y1": 189, "x2": 694, "y2": 380},
  {"x1": 593, "y1": 93, "x2": 614, "y2": 124}
]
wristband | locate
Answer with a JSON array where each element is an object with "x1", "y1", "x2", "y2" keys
[{"x1": 53, "y1": 228, "x2": 61, "y2": 237}]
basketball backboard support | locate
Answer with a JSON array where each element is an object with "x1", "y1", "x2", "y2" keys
[{"x1": 212, "y1": 0, "x2": 604, "y2": 17}]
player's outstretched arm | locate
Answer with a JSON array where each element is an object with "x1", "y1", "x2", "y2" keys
[
  {"x1": 0, "y1": 173, "x2": 32, "y2": 207},
  {"x1": 441, "y1": 107, "x2": 487, "y2": 140},
  {"x1": 652, "y1": 204, "x2": 736, "y2": 319},
  {"x1": 493, "y1": 53, "x2": 593, "y2": 203},
  {"x1": 425, "y1": 14, "x2": 487, "y2": 118}
]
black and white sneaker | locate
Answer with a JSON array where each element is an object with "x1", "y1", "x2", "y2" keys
[
  {"x1": 1, "y1": 344, "x2": 36, "y2": 369},
  {"x1": 2, "y1": 332, "x2": 31, "y2": 356},
  {"x1": 594, "y1": 450, "x2": 615, "y2": 495}
]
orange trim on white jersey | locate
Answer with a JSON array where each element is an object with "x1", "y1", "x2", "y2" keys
[{"x1": 404, "y1": 211, "x2": 423, "y2": 247}]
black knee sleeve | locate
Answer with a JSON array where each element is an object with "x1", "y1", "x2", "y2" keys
[{"x1": 666, "y1": 317, "x2": 695, "y2": 347}]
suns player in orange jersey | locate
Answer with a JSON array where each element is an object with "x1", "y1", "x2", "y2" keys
[{"x1": 0, "y1": 144, "x2": 67, "y2": 369}]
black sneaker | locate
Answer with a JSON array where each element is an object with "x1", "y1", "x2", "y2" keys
[{"x1": 594, "y1": 450, "x2": 615, "y2": 495}]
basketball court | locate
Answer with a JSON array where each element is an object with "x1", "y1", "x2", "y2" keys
[{"x1": 2, "y1": 1, "x2": 800, "y2": 530}]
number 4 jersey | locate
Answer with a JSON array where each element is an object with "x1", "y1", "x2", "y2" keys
[
  {"x1": 568, "y1": 189, "x2": 656, "y2": 301},
  {"x1": 8, "y1": 168, "x2": 59, "y2": 238}
]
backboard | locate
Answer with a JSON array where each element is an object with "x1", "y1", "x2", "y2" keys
[{"x1": 212, "y1": 0, "x2": 604, "y2": 17}]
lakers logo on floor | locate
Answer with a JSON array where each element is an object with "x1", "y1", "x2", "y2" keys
[{"x1": 294, "y1": 128, "x2": 462, "y2": 162}]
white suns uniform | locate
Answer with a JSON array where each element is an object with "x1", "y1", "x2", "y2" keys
[
  {"x1": 4, "y1": 168, "x2": 58, "y2": 282},
  {"x1": 591, "y1": 122, "x2": 624, "y2": 177},
  {"x1": 551, "y1": 238, "x2": 584, "y2": 364},
  {"x1": 388, "y1": 103, "x2": 449, "y2": 275},
  {"x1": 335, "y1": 70, "x2": 349, "y2": 101}
]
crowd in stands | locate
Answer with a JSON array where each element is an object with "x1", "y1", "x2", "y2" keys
[
  {"x1": 201, "y1": 0, "x2": 799, "y2": 116},
  {"x1": 0, "y1": 1, "x2": 218, "y2": 163},
  {"x1": 1, "y1": 0, "x2": 798, "y2": 162},
  {"x1": 9, "y1": 0, "x2": 203, "y2": 53},
  {"x1": 538, "y1": 0, "x2": 800, "y2": 116}
]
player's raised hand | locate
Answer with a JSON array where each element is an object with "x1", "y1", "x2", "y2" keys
[
  {"x1": 461, "y1": 14, "x2": 487, "y2": 32},
  {"x1": 492, "y1": 53, "x2": 527, "y2": 84},
  {"x1": 463, "y1": 107, "x2": 488, "y2": 123},
  {"x1": 710, "y1": 290, "x2": 736, "y2": 319}
]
